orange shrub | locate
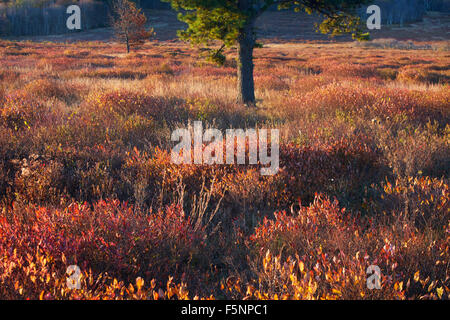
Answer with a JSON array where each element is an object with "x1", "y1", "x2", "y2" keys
[{"x1": 242, "y1": 195, "x2": 449, "y2": 300}]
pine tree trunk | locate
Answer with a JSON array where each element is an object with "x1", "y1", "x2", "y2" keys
[{"x1": 237, "y1": 17, "x2": 256, "y2": 105}]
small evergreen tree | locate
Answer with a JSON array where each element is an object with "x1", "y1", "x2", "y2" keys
[{"x1": 111, "y1": 0, "x2": 154, "y2": 53}]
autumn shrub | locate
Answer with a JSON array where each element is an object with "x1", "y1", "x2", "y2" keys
[
  {"x1": 376, "y1": 67, "x2": 398, "y2": 80},
  {"x1": 122, "y1": 145, "x2": 288, "y2": 220},
  {"x1": 218, "y1": 168, "x2": 289, "y2": 217},
  {"x1": 239, "y1": 195, "x2": 449, "y2": 300},
  {"x1": 0, "y1": 245, "x2": 195, "y2": 300},
  {"x1": 154, "y1": 63, "x2": 175, "y2": 76},
  {"x1": 297, "y1": 83, "x2": 449, "y2": 128},
  {"x1": 36, "y1": 57, "x2": 82, "y2": 71},
  {"x1": 255, "y1": 75, "x2": 290, "y2": 91},
  {"x1": 23, "y1": 79, "x2": 72, "y2": 101},
  {"x1": 288, "y1": 75, "x2": 334, "y2": 95},
  {"x1": 0, "y1": 158, "x2": 13, "y2": 204},
  {"x1": 279, "y1": 136, "x2": 385, "y2": 210},
  {"x1": 0, "y1": 92, "x2": 46, "y2": 130},
  {"x1": 81, "y1": 68, "x2": 148, "y2": 79},
  {"x1": 298, "y1": 82, "x2": 377, "y2": 116},
  {"x1": 380, "y1": 176, "x2": 449, "y2": 232},
  {"x1": 324, "y1": 63, "x2": 377, "y2": 79},
  {"x1": 13, "y1": 156, "x2": 65, "y2": 205},
  {"x1": 117, "y1": 113, "x2": 157, "y2": 148},
  {"x1": 0, "y1": 69, "x2": 20, "y2": 86},
  {"x1": 86, "y1": 89, "x2": 188, "y2": 124},
  {"x1": 191, "y1": 65, "x2": 235, "y2": 78},
  {"x1": 375, "y1": 120, "x2": 449, "y2": 177},
  {"x1": 186, "y1": 98, "x2": 266, "y2": 128},
  {"x1": 397, "y1": 65, "x2": 449, "y2": 84},
  {"x1": 0, "y1": 199, "x2": 209, "y2": 297},
  {"x1": 122, "y1": 147, "x2": 225, "y2": 209}
]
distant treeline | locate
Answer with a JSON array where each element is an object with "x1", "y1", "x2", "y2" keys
[
  {"x1": 0, "y1": 0, "x2": 448, "y2": 37},
  {"x1": 359, "y1": 0, "x2": 425, "y2": 25},
  {"x1": 425, "y1": 0, "x2": 450, "y2": 11},
  {"x1": 358, "y1": 0, "x2": 450, "y2": 25},
  {"x1": 0, "y1": 0, "x2": 108, "y2": 36}
]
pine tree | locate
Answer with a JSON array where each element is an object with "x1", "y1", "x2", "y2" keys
[
  {"x1": 111, "y1": 0, "x2": 154, "y2": 53},
  {"x1": 163, "y1": 0, "x2": 369, "y2": 104}
]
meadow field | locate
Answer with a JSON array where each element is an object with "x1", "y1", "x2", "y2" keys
[{"x1": 0, "y1": 37, "x2": 449, "y2": 299}]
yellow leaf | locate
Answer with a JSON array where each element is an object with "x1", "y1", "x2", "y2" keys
[
  {"x1": 428, "y1": 281, "x2": 436, "y2": 292},
  {"x1": 436, "y1": 287, "x2": 443, "y2": 299},
  {"x1": 332, "y1": 289, "x2": 341, "y2": 295},
  {"x1": 414, "y1": 271, "x2": 420, "y2": 282},
  {"x1": 136, "y1": 277, "x2": 144, "y2": 290}
]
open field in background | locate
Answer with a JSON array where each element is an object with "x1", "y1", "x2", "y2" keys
[{"x1": 0, "y1": 36, "x2": 449, "y2": 299}]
